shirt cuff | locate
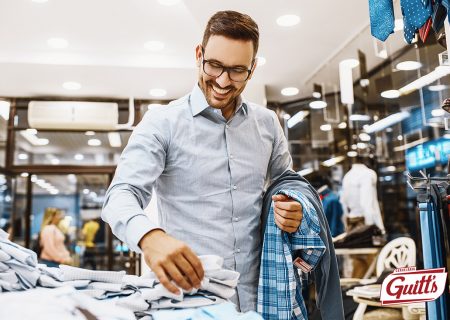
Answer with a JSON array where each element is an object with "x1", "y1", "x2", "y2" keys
[{"x1": 126, "y1": 214, "x2": 161, "y2": 254}]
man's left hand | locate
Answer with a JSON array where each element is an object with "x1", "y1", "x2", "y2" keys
[{"x1": 272, "y1": 194, "x2": 303, "y2": 233}]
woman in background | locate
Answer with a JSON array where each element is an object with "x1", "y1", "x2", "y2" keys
[{"x1": 39, "y1": 207, "x2": 72, "y2": 267}]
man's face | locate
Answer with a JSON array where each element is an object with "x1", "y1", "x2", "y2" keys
[{"x1": 196, "y1": 35, "x2": 256, "y2": 110}]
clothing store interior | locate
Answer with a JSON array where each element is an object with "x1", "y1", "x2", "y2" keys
[{"x1": 1, "y1": 0, "x2": 450, "y2": 319}]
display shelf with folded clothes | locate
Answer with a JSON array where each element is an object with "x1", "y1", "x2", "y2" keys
[{"x1": 0, "y1": 229, "x2": 262, "y2": 319}]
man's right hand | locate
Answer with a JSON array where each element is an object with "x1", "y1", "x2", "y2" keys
[{"x1": 139, "y1": 229, "x2": 204, "y2": 294}]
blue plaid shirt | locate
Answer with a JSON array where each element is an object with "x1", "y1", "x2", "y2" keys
[{"x1": 257, "y1": 190, "x2": 326, "y2": 319}]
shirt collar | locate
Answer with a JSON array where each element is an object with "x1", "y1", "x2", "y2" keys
[{"x1": 189, "y1": 83, "x2": 248, "y2": 117}]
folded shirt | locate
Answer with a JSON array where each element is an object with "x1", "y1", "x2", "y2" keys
[
  {"x1": 60, "y1": 264, "x2": 126, "y2": 283},
  {"x1": 0, "y1": 286, "x2": 135, "y2": 320}
]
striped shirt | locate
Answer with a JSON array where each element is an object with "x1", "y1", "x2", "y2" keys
[{"x1": 102, "y1": 84, "x2": 293, "y2": 311}]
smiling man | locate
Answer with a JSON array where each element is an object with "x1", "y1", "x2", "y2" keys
[{"x1": 102, "y1": 10, "x2": 302, "y2": 311}]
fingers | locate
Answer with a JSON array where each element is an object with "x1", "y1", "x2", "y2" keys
[
  {"x1": 152, "y1": 264, "x2": 181, "y2": 294},
  {"x1": 274, "y1": 207, "x2": 302, "y2": 220},
  {"x1": 272, "y1": 194, "x2": 290, "y2": 201},
  {"x1": 275, "y1": 210, "x2": 300, "y2": 228},
  {"x1": 174, "y1": 254, "x2": 201, "y2": 289},
  {"x1": 163, "y1": 260, "x2": 193, "y2": 292},
  {"x1": 183, "y1": 247, "x2": 205, "y2": 282},
  {"x1": 274, "y1": 200, "x2": 302, "y2": 211}
]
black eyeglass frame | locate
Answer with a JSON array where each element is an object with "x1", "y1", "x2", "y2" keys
[{"x1": 200, "y1": 47, "x2": 255, "y2": 82}]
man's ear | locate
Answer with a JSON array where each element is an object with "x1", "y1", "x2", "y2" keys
[
  {"x1": 195, "y1": 44, "x2": 202, "y2": 67},
  {"x1": 248, "y1": 57, "x2": 258, "y2": 80}
]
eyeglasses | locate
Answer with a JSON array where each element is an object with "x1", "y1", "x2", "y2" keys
[{"x1": 201, "y1": 48, "x2": 254, "y2": 82}]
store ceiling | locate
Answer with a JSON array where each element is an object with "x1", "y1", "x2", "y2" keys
[{"x1": 0, "y1": 0, "x2": 406, "y2": 103}]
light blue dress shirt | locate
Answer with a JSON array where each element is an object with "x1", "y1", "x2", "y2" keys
[{"x1": 102, "y1": 84, "x2": 293, "y2": 311}]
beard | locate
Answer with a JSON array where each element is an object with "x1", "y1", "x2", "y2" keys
[{"x1": 201, "y1": 78, "x2": 242, "y2": 111}]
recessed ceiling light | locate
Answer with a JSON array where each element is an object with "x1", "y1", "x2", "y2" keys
[
  {"x1": 428, "y1": 84, "x2": 448, "y2": 92},
  {"x1": 257, "y1": 56, "x2": 266, "y2": 66},
  {"x1": 88, "y1": 138, "x2": 101, "y2": 146},
  {"x1": 47, "y1": 37, "x2": 69, "y2": 49},
  {"x1": 309, "y1": 100, "x2": 327, "y2": 109},
  {"x1": 312, "y1": 92, "x2": 321, "y2": 99},
  {"x1": 396, "y1": 61, "x2": 422, "y2": 71},
  {"x1": 349, "y1": 114, "x2": 371, "y2": 121},
  {"x1": 18, "y1": 153, "x2": 28, "y2": 160},
  {"x1": 62, "y1": 81, "x2": 81, "y2": 90},
  {"x1": 338, "y1": 122, "x2": 347, "y2": 129},
  {"x1": 347, "y1": 151, "x2": 358, "y2": 157},
  {"x1": 359, "y1": 133, "x2": 371, "y2": 142},
  {"x1": 149, "y1": 88, "x2": 167, "y2": 97},
  {"x1": 340, "y1": 59, "x2": 359, "y2": 69},
  {"x1": 144, "y1": 41, "x2": 165, "y2": 51},
  {"x1": 0, "y1": 100, "x2": 10, "y2": 120},
  {"x1": 320, "y1": 124, "x2": 332, "y2": 131},
  {"x1": 67, "y1": 174, "x2": 77, "y2": 182},
  {"x1": 431, "y1": 109, "x2": 445, "y2": 117},
  {"x1": 357, "y1": 142, "x2": 367, "y2": 149},
  {"x1": 281, "y1": 87, "x2": 299, "y2": 96},
  {"x1": 74, "y1": 153, "x2": 84, "y2": 160},
  {"x1": 51, "y1": 158, "x2": 60, "y2": 165},
  {"x1": 397, "y1": 135, "x2": 403, "y2": 141},
  {"x1": 21, "y1": 172, "x2": 29, "y2": 177},
  {"x1": 158, "y1": 0, "x2": 181, "y2": 5},
  {"x1": 85, "y1": 131, "x2": 95, "y2": 136},
  {"x1": 381, "y1": 89, "x2": 400, "y2": 99},
  {"x1": 276, "y1": 14, "x2": 300, "y2": 27},
  {"x1": 394, "y1": 19, "x2": 404, "y2": 32}
]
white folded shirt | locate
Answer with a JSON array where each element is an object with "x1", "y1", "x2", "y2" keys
[
  {"x1": 60, "y1": 264, "x2": 125, "y2": 283},
  {"x1": 0, "y1": 239, "x2": 37, "y2": 267}
]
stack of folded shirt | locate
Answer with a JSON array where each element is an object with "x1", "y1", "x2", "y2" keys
[{"x1": 1, "y1": 229, "x2": 260, "y2": 319}]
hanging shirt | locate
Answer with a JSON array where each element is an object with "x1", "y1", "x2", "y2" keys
[
  {"x1": 320, "y1": 188, "x2": 345, "y2": 237},
  {"x1": 40, "y1": 225, "x2": 71, "y2": 264},
  {"x1": 102, "y1": 84, "x2": 293, "y2": 312},
  {"x1": 340, "y1": 164, "x2": 385, "y2": 232}
]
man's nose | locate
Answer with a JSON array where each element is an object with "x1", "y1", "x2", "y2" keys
[{"x1": 215, "y1": 70, "x2": 232, "y2": 88}]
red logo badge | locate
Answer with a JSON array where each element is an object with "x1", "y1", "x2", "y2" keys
[{"x1": 380, "y1": 267, "x2": 447, "y2": 305}]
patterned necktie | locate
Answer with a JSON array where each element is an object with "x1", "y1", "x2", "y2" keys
[
  {"x1": 401, "y1": 0, "x2": 432, "y2": 43},
  {"x1": 369, "y1": 0, "x2": 395, "y2": 41}
]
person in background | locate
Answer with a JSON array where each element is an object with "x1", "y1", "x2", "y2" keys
[{"x1": 39, "y1": 207, "x2": 73, "y2": 268}]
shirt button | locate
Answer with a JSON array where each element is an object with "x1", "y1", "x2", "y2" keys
[
  {"x1": 232, "y1": 185, "x2": 237, "y2": 190},
  {"x1": 234, "y1": 217, "x2": 239, "y2": 222},
  {"x1": 226, "y1": 124, "x2": 230, "y2": 129},
  {"x1": 230, "y1": 154, "x2": 234, "y2": 159},
  {"x1": 236, "y1": 248, "x2": 241, "y2": 253}
]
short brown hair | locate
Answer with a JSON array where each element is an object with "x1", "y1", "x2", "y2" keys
[{"x1": 202, "y1": 10, "x2": 259, "y2": 57}]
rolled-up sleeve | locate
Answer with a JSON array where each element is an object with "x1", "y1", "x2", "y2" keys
[
  {"x1": 102, "y1": 110, "x2": 168, "y2": 253},
  {"x1": 268, "y1": 111, "x2": 293, "y2": 181}
]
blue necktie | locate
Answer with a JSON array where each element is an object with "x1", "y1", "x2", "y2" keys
[
  {"x1": 369, "y1": 0, "x2": 395, "y2": 41},
  {"x1": 400, "y1": 0, "x2": 432, "y2": 43}
]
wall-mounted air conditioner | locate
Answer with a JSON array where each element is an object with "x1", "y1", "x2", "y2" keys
[{"x1": 28, "y1": 99, "x2": 134, "y2": 130}]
